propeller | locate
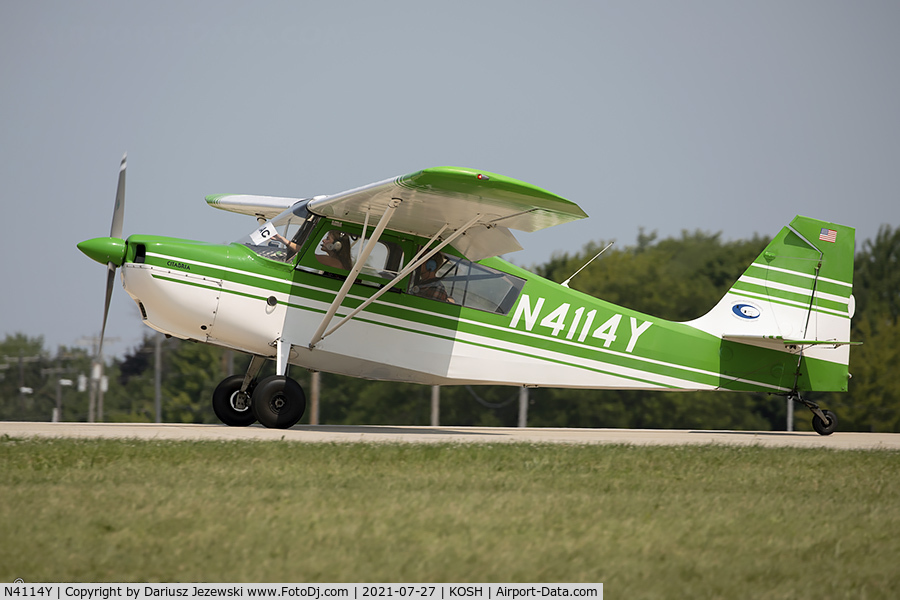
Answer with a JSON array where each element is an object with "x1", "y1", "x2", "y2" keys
[{"x1": 77, "y1": 153, "x2": 128, "y2": 359}]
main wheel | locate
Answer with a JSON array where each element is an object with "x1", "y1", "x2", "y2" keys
[
  {"x1": 252, "y1": 375, "x2": 306, "y2": 429},
  {"x1": 213, "y1": 375, "x2": 256, "y2": 427},
  {"x1": 812, "y1": 410, "x2": 838, "y2": 436},
  {"x1": 212, "y1": 375, "x2": 257, "y2": 427}
]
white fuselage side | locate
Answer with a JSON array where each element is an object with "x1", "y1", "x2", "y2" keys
[{"x1": 121, "y1": 262, "x2": 759, "y2": 392}]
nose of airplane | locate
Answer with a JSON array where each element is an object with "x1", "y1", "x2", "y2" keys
[{"x1": 78, "y1": 236, "x2": 127, "y2": 266}]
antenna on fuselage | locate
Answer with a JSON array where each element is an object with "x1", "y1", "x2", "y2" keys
[{"x1": 561, "y1": 241, "x2": 613, "y2": 288}]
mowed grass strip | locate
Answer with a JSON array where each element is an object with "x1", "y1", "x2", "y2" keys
[{"x1": 1, "y1": 437, "x2": 898, "y2": 597}]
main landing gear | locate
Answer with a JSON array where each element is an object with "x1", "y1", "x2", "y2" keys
[
  {"x1": 790, "y1": 393, "x2": 838, "y2": 436},
  {"x1": 211, "y1": 355, "x2": 307, "y2": 429}
]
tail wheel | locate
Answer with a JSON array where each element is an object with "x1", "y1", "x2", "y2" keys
[
  {"x1": 252, "y1": 375, "x2": 306, "y2": 429},
  {"x1": 812, "y1": 410, "x2": 838, "y2": 436},
  {"x1": 212, "y1": 375, "x2": 257, "y2": 427}
]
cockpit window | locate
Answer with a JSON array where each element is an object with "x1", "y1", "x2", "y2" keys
[
  {"x1": 303, "y1": 227, "x2": 402, "y2": 279},
  {"x1": 408, "y1": 250, "x2": 525, "y2": 314},
  {"x1": 313, "y1": 230, "x2": 354, "y2": 270},
  {"x1": 238, "y1": 201, "x2": 318, "y2": 263}
]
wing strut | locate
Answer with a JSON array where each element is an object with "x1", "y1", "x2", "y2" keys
[
  {"x1": 315, "y1": 213, "x2": 483, "y2": 345},
  {"x1": 308, "y1": 199, "x2": 402, "y2": 349}
]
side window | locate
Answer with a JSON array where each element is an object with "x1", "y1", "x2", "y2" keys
[
  {"x1": 408, "y1": 251, "x2": 525, "y2": 314},
  {"x1": 314, "y1": 230, "x2": 354, "y2": 271},
  {"x1": 302, "y1": 227, "x2": 404, "y2": 280}
]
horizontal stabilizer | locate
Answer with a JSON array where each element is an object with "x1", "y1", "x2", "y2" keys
[{"x1": 723, "y1": 334, "x2": 861, "y2": 350}]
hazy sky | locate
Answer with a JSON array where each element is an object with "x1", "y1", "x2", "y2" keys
[{"x1": 2, "y1": 1, "x2": 898, "y2": 359}]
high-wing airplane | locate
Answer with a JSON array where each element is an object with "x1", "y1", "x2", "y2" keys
[{"x1": 79, "y1": 155, "x2": 857, "y2": 434}]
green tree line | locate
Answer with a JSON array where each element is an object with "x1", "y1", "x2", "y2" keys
[{"x1": 3, "y1": 225, "x2": 897, "y2": 431}]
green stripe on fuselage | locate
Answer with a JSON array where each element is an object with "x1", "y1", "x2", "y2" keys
[{"x1": 127, "y1": 235, "x2": 838, "y2": 392}]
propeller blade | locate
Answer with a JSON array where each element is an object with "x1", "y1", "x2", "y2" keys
[
  {"x1": 110, "y1": 153, "x2": 126, "y2": 239},
  {"x1": 97, "y1": 152, "x2": 127, "y2": 359},
  {"x1": 98, "y1": 263, "x2": 117, "y2": 358}
]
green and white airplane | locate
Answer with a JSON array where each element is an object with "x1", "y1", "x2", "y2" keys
[{"x1": 79, "y1": 155, "x2": 856, "y2": 434}]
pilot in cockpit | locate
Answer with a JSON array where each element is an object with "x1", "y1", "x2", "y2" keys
[
  {"x1": 314, "y1": 230, "x2": 353, "y2": 271},
  {"x1": 272, "y1": 233, "x2": 299, "y2": 257}
]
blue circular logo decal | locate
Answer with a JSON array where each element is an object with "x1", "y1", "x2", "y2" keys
[{"x1": 732, "y1": 303, "x2": 761, "y2": 320}]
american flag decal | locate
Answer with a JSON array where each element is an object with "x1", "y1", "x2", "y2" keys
[{"x1": 819, "y1": 228, "x2": 838, "y2": 243}]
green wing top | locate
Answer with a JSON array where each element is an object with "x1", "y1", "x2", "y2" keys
[{"x1": 307, "y1": 167, "x2": 588, "y2": 260}]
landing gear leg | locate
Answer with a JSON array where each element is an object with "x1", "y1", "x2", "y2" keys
[
  {"x1": 211, "y1": 355, "x2": 267, "y2": 427},
  {"x1": 248, "y1": 340, "x2": 306, "y2": 429},
  {"x1": 790, "y1": 393, "x2": 838, "y2": 436}
]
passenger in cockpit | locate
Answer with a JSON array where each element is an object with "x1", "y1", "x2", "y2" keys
[{"x1": 411, "y1": 254, "x2": 455, "y2": 303}]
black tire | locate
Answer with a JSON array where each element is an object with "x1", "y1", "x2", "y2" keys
[
  {"x1": 252, "y1": 375, "x2": 306, "y2": 429},
  {"x1": 212, "y1": 375, "x2": 257, "y2": 427},
  {"x1": 812, "y1": 410, "x2": 838, "y2": 436}
]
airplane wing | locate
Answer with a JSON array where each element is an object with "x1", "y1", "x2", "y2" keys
[
  {"x1": 307, "y1": 167, "x2": 588, "y2": 260},
  {"x1": 205, "y1": 194, "x2": 307, "y2": 220}
]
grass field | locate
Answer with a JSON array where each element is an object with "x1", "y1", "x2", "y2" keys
[{"x1": 1, "y1": 437, "x2": 898, "y2": 598}]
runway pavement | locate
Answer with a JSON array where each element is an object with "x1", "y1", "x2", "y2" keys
[{"x1": 2, "y1": 421, "x2": 899, "y2": 449}]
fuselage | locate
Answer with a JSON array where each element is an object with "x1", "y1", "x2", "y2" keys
[{"x1": 109, "y1": 222, "x2": 843, "y2": 395}]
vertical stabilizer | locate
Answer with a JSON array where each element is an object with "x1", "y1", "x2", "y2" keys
[{"x1": 687, "y1": 215, "x2": 855, "y2": 391}]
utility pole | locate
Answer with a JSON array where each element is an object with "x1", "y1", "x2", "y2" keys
[
  {"x1": 77, "y1": 335, "x2": 117, "y2": 422},
  {"x1": 1, "y1": 352, "x2": 41, "y2": 407},
  {"x1": 42, "y1": 361, "x2": 77, "y2": 422},
  {"x1": 89, "y1": 361, "x2": 105, "y2": 422},
  {"x1": 154, "y1": 333, "x2": 163, "y2": 423},
  {"x1": 431, "y1": 385, "x2": 440, "y2": 427},
  {"x1": 54, "y1": 378, "x2": 73, "y2": 422},
  {"x1": 16, "y1": 350, "x2": 41, "y2": 403},
  {"x1": 787, "y1": 397, "x2": 794, "y2": 432},
  {"x1": 517, "y1": 387, "x2": 529, "y2": 428},
  {"x1": 309, "y1": 371, "x2": 320, "y2": 425}
]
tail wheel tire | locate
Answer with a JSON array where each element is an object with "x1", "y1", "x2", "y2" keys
[
  {"x1": 212, "y1": 375, "x2": 257, "y2": 427},
  {"x1": 252, "y1": 375, "x2": 306, "y2": 429},
  {"x1": 812, "y1": 410, "x2": 838, "y2": 436}
]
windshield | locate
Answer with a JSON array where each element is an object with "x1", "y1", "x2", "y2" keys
[{"x1": 237, "y1": 200, "x2": 319, "y2": 263}]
